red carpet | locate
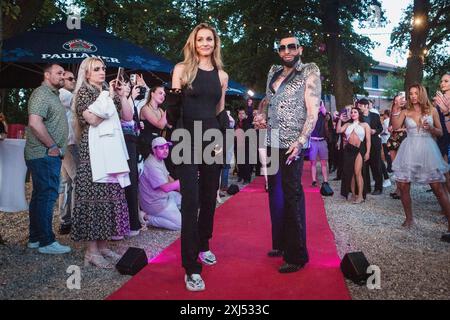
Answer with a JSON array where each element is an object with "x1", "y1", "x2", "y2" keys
[{"x1": 108, "y1": 161, "x2": 351, "y2": 300}]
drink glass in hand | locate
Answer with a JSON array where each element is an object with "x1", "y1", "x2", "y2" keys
[{"x1": 17, "y1": 130, "x2": 24, "y2": 139}]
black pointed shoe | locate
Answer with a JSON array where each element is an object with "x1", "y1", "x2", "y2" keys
[
  {"x1": 267, "y1": 249, "x2": 283, "y2": 257},
  {"x1": 278, "y1": 262, "x2": 306, "y2": 273}
]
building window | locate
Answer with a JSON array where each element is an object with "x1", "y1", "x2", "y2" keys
[{"x1": 372, "y1": 75, "x2": 379, "y2": 89}]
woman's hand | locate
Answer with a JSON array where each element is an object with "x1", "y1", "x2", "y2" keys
[
  {"x1": 116, "y1": 82, "x2": 129, "y2": 98},
  {"x1": 364, "y1": 152, "x2": 370, "y2": 161},
  {"x1": 253, "y1": 114, "x2": 267, "y2": 129},
  {"x1": 422, "y1": 119, "x2": 433, "y2": 132},
  {"x1": 131, "y1": 85, "x2": 140, "y2": 100},
  {"x1": 109, "y1": 79, "x2": 117, "y2": 98},
  {"x1": 434, "y1": 93, "x2": 449, "y2": 112},
  {"x1": 136, "y1": 74, "x2": 147, "y2": 87}
]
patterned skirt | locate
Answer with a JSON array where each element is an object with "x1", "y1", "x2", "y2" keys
[{"x1": 71, "y1": 129, "x2": 130, "y2": 241}]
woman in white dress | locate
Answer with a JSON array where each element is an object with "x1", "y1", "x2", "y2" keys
[{"x1": 391, "y1": 84, "x2": 450, "y2": 240}]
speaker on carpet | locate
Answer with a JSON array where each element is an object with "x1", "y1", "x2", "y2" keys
[
  {"x1": 227, "y1": 184, "x2": 240, "y2": 195},
  {"x1": 340, "y1": 251, "x2": 370, "y2": 285},
  {"x1": 116, "y1": 247, "x2": 148, "y2": 276}
]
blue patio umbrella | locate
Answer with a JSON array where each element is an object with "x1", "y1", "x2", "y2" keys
[
  {"x1": 0, "y1": 20, "x2": 260, "y2": 99},
  {"x1": 0, "y1": 20, "x2": 174, "y2": 88}
]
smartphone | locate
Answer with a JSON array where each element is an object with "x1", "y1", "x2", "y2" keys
[
  {"x1": 130, "y1": 74, "x2": 137, "y2": 86},
  {"x1": 116, "y1": 67, "x2": 125, "y2": 85}
]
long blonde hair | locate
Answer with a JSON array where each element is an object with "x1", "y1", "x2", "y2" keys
[
  {"x1": 406, "y1": 83, "x2": 434, "y2": 115},
  {"x1": 72, "y1": 57, "x2": 106, "y2": 143},
  {"x1": 179, "y1": 23, "x2": 224, "y2": 88}
]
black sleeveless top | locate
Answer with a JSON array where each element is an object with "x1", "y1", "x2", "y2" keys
[
  {"x1": 140, "y1": 118, "x2": 161, "y2": 139},
  {"x1": 182, "y1": 68, "x2": 222, "y2": 122}
]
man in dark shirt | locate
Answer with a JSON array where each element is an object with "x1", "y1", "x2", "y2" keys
[
  {"x1": 358, "y1": 98, "x2": 383, "y2": 195},
  {"x1": 235, "y1": 108, "x2": 253, "y2": 183}
]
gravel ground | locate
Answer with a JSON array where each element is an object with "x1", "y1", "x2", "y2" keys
[
  {"x1": 322, "y1": 171, "x2": 450, "y2": 300},
  {"x1": 0, "y1": 175, "x2": 241, "y2": 300},
  {"x1": 1, "y1": 170, "x2": 449, "y2": 300}
]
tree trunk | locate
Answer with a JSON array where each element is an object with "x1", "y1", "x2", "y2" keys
[
  {"x1": 320, "y1": 0, "x2": 355, "y2": 111},
  {"x1": 404, "y1": 0, "x2": 430, "y2": 91}
]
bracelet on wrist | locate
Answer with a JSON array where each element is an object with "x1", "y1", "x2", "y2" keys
[
  {"x1": 297, "y1": 135, "x2": 307, "y2": 146},
  {"x1": 48, "y1": 143, "x2": 57, "y2": 149}
]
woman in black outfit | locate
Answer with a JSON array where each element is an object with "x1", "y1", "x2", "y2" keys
[
  {"x1": 138, "y1": 86, "x2": 167, "y2": 159},
  {"x1": 172, "y1": 23, "x2": 228, "y2": 292},
  {"x1": 337, "y1": 107, "x2": 371, "y2": 204}
]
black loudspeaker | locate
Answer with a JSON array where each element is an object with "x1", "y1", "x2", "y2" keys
[
  {"x1": 227, "y1": 184, "x2": 240, "y2": 195},
  {"x1": 340, "y1": 251, "x2": 370, "y2": 285},
  {"x1": 116, "y1": 247, "x2": 148, "y2": 276}
]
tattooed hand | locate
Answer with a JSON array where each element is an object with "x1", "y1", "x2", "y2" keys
[{"x1": 297, "y1": 71, "x2": 321, "y2": 146}]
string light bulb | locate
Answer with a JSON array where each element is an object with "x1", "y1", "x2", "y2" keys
[{"x1": 414, "y1": 17, "x2": 423, "y2": 26}]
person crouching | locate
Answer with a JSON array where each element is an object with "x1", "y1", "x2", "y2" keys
[{"x1": 139, "y1": 137, "x2": 181, "y2": 230}]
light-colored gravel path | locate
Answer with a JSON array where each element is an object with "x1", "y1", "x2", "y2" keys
[
  {"x1": 1, "y1": 172, "x2": 448, "y2": 299},
  {"x1": 322, "y1": 173, "x2": 450, "y2": 300}
]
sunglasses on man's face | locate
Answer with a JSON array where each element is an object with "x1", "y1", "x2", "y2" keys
[
  {"x1": 278, "y1": 43, "x2": 299, "y2": 53},
  {"x1": 93, "y1": 66, "x2": 106, "y2": 72},
  {"x1": 65, "y1": 77, "x2": 75, "y2": 82}
]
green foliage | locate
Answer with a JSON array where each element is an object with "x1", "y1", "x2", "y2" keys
[
  {"x1": 389, "y1": 0, "x2": 450, "y2": 80},
  {"x1": 1, "y1": 2, "x2": 21, "y2": 19},
  {"x1": 207, "y1": 0, "x2": 379, "y2": 95},
  {"x1": 383, "y1": 70, "x2": 406, "y2": 99},
  {"x1": 1, "y1": 0, "x2": 63, "y2": 123}
]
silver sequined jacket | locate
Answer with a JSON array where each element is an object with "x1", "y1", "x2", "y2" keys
[{"x1": 265, "y1": 61, "x2": 320, "y2": 149}]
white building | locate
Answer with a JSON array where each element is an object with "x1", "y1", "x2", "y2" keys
[{"x1": 324, "y1": 61, "x2": 399, "y2": 113}]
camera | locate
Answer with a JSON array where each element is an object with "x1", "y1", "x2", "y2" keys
[{"x1": 135, "y1": 86, "x2": 147, "y2": 100}]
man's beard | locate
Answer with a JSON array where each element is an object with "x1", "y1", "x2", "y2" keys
[
  {"x1": 281, "y1": 55, "x2": 300, "y2": 68},
  {"x1": 56, "y1": 80, "x2": 65, "y2": 89}
]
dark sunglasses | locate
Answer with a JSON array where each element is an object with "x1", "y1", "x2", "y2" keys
[
  {"x1": 93, "y1": 66, "x2": 106, "y2": 72},
  {"x1": 278, "y1": 43, "x2": 299, "y2": 52},
  {"x1": 65, "y1": 77, "x2": 75, "y2": 81}
]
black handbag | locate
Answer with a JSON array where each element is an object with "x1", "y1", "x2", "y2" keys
[
  {"x1": 386, "y1": 130, "x2": 407, "y2": 151},
  {"x1": 320, "y1": 182, "x2": 334, "y2": 196}
]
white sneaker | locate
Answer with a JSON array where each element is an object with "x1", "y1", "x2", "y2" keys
[
  {"x1": 127, "y1": 230, "x2": 140, "y2": 238},
  {"x1": 199, "y1": 250, "x2": 217, "y2": 265},
  {"x1": 383, "y1": 179, "x2": 392, "y2": 188},
  {"x1": 27, "y1": 241, "x2": 39, "y2": 249},
  {"x1": 185, "y1": 274, "x2": 205, "y2": 291},
  {"x1": 38, "y1": 241, "x2": 71, "y2": 254}
]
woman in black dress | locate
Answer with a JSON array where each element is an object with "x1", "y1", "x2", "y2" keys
[
  {"x1": 172, "y1": 23, "x2": 228, "y2": 291},
  {"x1": 138, "y1": 86, "x2": 167, "y2": 159}
]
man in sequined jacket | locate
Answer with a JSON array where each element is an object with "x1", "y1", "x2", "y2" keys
[{"x1": 254, "y1": 35, "x2": 321, "y2": 273}]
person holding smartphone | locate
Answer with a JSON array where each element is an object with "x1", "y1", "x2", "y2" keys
[
  {"x1": 391, "y1": 84, "x2": 450, "y2": 240},
  {"x1": 71, "y1": 57, "x2": 132, "y2": 268}
]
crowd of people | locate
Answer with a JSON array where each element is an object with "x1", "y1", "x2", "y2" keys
[
  {"x1": 309, "y1": 75, "x2": 450, "y2": 238},
  {"x1": 6, "y1": 21, "x2": 449, "y2": 293}
]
